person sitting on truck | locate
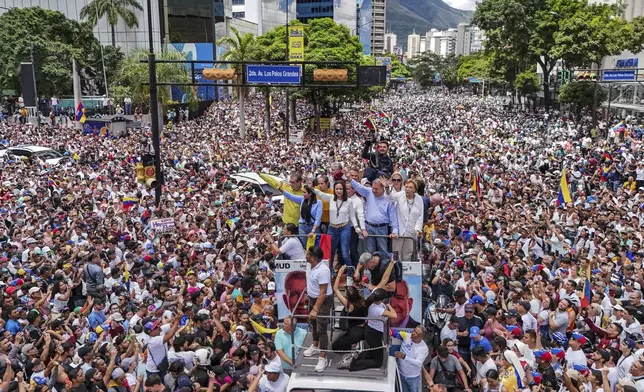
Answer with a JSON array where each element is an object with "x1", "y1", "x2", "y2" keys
[
  {"x1": 338, "y1": 288, "x2": 397, "y2": 371},
  {"x1": 353, "y1": 252, "x2": 397, "y2": 298}
]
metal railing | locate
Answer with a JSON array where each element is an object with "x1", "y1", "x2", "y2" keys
[
  {"x1": 289, "y1": 314, "x2": 390, "y2": 376},
  {"x1": 279, "y1": 233, "x2": 420, "y2": 261}
]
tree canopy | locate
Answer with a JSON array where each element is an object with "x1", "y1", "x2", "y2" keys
[
  {"x1": 113, "y1": 49, "x2": 194, "y2": 106},
  {"x1": 409, "y1": 52, "x2": 459, "y2": 89},
  {"x1": 473, "y1": 0, "x2": 642, "y2": 108},
  {"x1": 0, "y1": 7, "x2": 122, "y2": 98},
  {"x1": 80, "y1": 0, "x2": 143, "y2": 47}
]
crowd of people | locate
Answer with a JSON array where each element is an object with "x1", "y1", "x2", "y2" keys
[{"x1": 0, "y1": 83, "x2": 643, "y2": 392}]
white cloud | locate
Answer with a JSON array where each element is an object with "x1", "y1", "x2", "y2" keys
[{"x1": 442, "y1": 0, "x2": 477, "y2": 10}]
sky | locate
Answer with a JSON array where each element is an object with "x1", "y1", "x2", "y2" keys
[{"x1": 442, "y1": 0, "x2": 477, "y2": 10}]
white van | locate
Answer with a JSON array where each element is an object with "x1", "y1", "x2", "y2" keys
[
  {"x1": 286, "y1": 315, "x2": 404, "y2": 392},
  {"x1": 287, "y1": 356, "x2": 403, "y2": 392}
]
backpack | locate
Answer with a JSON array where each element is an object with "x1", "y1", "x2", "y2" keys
[{"x1": 378, "y1": 258, "x2": 403, "y2": 283}]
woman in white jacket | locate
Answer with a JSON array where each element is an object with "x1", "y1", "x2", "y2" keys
[{"x1": 390, "y1": 179, "x2": 424, "y2": 260}]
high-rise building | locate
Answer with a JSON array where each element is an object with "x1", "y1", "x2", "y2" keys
[
  {"x1": 294, "y1": 0, "x2": 356, "y2": 30},
  {"x1": 455, "y1": 23, "x2": 485, "y2": 56},
  {"x1": 371, "y1": 0, "x2": 386, "y2": 54},
  {"x1": 407, "y1": 31, "x2": 420, "y2": 58},
  {"x1": 356, "y1": 0, "x2": 386, "y2": 55},
  {"x1": 425, "y1": 28, "x2": 456, "y2": 57},
  {"x1": 0, "y1": 0, "x2": 162, "y2": 53},
  {"x1": 384, "y1": 32, "x2": 397, "y2": 54},
  {"x1": 229, "y1": 0, "x2": 295, "y2": 35}
]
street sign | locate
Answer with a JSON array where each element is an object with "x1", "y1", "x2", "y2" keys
[
  {"x1": 246, "y1": 65, "x2": 301, "y2": 84},
  {"x1": 149, "y1": 218, "x2": 175, "y2": 233},
  {"x1": 602, "y1": 70, "x2": 636, "y2": 82},
  {"x1": 468, "y1": 77, "x2": 481, "y2": 83}
]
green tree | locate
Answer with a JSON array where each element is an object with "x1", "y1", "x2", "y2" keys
[
  {"x1": 514, "y1": 68, "x2": 541, "y2": 110},
  {"x1": 410, "y1": 52, "x2": 459, "y2": 89},
  {"x1": 474, "y1": 0, "x2": 635, "y2": 110},
  {"x1": 0, "y1": 7, "x2": 119, "y2": 98},
  {"x1": 255, "y1": 25, "x2": 288, "y2": 135},
  {"x1": 113, "y1": 49, "x2": 195, "y2": 120},
  {"x1": 80, "y1": 0, "x2": 143, "y2": 48},
  {"x1": 457, "y1": 52, "x2": 492, "y2": 83},
  {"x1": 218, "y1": 27, "x2": 262, "y2": 139},
  {"x1": 301, "y1": 18, "x2": 363, "y2": 128},
  {"x1": 559, "y1": 81, "x2": 607, "y2": 120}
]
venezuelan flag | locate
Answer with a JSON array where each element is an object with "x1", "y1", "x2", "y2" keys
[
  {"x1": 76, "y1": 102, "x2": 86, "y2": 123},
  {"x1": 580, "y1": 263, "x2": 591, "y2": 308},
  {"x1": 305, "y1": 233, "x2": 332, "y2": 260},
  {"x1": 610, "y1": 122, "x2": 626, "y2": 133},
  {"x1": 378, "y1": 110, "x2": 388, "y2": 118},
  {"x1": 602, "y1": 152, "x2": 613, "y2": 162},
  {"x1": 363, "y1": 117, "x2": 376, "y2": 131},
  {"x1": 557, "y1": 169, "x2": 572, "y2": 206},
  {"x1": 471, "y1": 169, "x2": 481, "y2": 197},
  {"x1": 250, "y1": 318, "x2": 278, "y2": 340},
  {"x1": 392, "y1": 118, "x2": 399, "y2": 128},
  {"x1": 122, "y1": 196, "x2": 138, "y2": 210}
]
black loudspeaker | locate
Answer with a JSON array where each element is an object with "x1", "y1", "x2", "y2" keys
[
  {"x1": 359, "y1": 66, "x2": 387, "y2": 87},
  {"x1": 20, "y1": 62, "x2": 37, "y2": 107}
]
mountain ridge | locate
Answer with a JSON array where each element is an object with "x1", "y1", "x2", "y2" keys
[{"x1": 386, "y1": 0, "x2": 474, "y2": 50}]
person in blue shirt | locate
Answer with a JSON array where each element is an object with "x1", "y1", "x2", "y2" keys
[
  {"x1": 274, "y1": 315, "x2": 307, "y2": 371},
  {"x1": 470, "y1": 326, "x2": 492, "y2": 353},
  {"x1": 5, "y1": 307, "x2": 22, "y2": 335},
  {"x1": 350, "y1": 179, "x2": 399, "y2": 254},
  {"x1": 88, "y1": 299, "x2": 106, "y2": 330},
  {"x1": 282, "y1": 186, "x2": 323, "y2": 248}
]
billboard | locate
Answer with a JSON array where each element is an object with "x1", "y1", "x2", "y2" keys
[
  {"x1": 288, "y1": 26, "x2": 305, "y2": 62},
  {"x1": 358, "y1": 0, "x2": 372, "y2": 55},
  {"x1": 170, "y1": 43, "x2": 228, "y2": 102},
  {"x1": 376, "y1": 56, "x2": 391, "y2": 82}
]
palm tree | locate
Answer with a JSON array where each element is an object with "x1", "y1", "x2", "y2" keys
[
  {"x1": 80, "y1": 0, "x2": 144, "y2": 47},
  {"x1": 115, "y1": 49, "x2": 196, "y2": 128},
  {"x1": 218, "y1": 27, "x2": 262, "y2": 139}
]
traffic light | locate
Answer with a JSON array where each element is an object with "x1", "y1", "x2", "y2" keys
[
  {"x1": 139, "y1": 154, "x2": 158, "y2": 188},
  {"x1": 135, "y1": 162, "x2": 145, "y2": 182},
  {"x1": 202, "y1": 68, "x2": 237, "y2": 80},
  {"x1": 144, "y1": 164, "x2": 158, "y2": 188},
  {"x1": 575, "y1": 72, "x2": 597, "y2": 81},
  {"x1": 313, "y1": 69, "x2": 348, "y2": 82}
]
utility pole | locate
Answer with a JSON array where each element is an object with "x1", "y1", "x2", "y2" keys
[
  {"x1": 285, "y1": 8, "x2": 290, "y2": 144},
  {"x1": 147, "y1": 0, "x2": 162, "y2": 207},
  {"x1": 212, "y1": 1, "x2": 220, "y2": 101}
]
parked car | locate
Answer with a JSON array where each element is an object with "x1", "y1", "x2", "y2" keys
[
  {"x1": 5, "y1": 145, "x2": 67, "y2": 166},
  {"x1": 229, "y1": 172, "x2": 284, "y2": 203}
]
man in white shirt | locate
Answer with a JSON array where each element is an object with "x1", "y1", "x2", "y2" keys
[
  {"x1": 472, "y1": 346, "x2": 497, "y2": 387},
  {"x1": 145, "y1": 313, "x2": 182, "y2": 378},
  {"x1": 518, "y1": 301, "x2": 537, "y2": 332},
  {"x1": 394, "y1": 326, "x2": 429, "y2": 392},
  {"x1": 440, "y1": 316, "x2": 459, "y2": 342},
  {"x1": 265, "y1": 224, "x2": 305, "y2": 261},
  {"x1": 302, "y1": 246, "x2": 333, "y2": 372},
  {"x1": 565, "y1": 333, "x2": 589, "y2": 369},
  {"x1": 617, "y1": 339, "x2": 637, "y2": 379},
  {"x1": 249, "y1": 361, "x2": 289, "y2": 392}
]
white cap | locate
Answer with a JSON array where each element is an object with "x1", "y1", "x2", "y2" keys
[
  {"x1": 268, "y1": 282, "x2": 276, "y2": 291},
  {"x1": 28, "y1": 287, "x2": 41, "y2": 295},
  {"x1": 264, "y1": 361, "x2": 282, "y2": 373}
]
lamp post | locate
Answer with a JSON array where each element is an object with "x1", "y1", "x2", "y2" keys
[
  {"x1": 285, "y1": 5, "x2": 290, "y2": 143},
  {"x1": 147, "y1": 0, "x2": 162, "y2": 207}
]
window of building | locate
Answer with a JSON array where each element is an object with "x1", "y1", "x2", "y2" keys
[
  {"x1": 232, "y1": 0, "x2": 245, "y2": 4},
  {"x1": 232, "y1": 11, "x2": 246, "y2": 18}
]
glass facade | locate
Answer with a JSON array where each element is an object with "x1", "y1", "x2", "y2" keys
[
  {"x1": 167, "y1": 0, "x2": 214, "y2": 43},
  {"x1": 261, "y1": 0, "x2": 295, "y2": 33},
  {"x1": 358, "y1": 0, "x2": 372, "y2": 54},
  {"x1": 333, "y1": 0, "x2": 357, "y2": 32}
]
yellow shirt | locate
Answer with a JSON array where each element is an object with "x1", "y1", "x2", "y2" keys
[
  {"x1": 259, "y1": 173, "x2": 304, "y2": 225},
  {"x1": 500, "y1": 366, "x2": 521, "y2": 392}
]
